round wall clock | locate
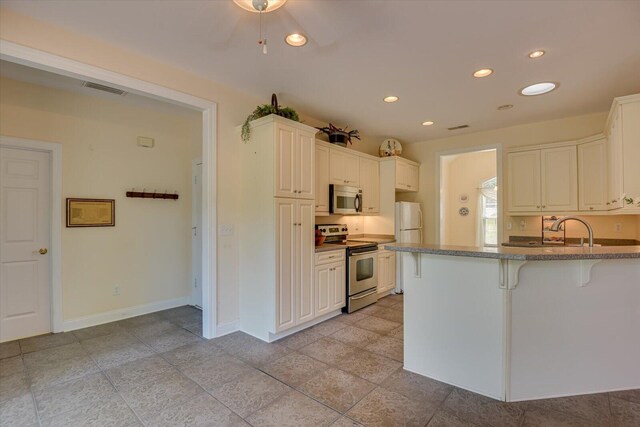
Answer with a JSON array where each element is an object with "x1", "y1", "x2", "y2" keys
[
  {"x1": 379, "y1": 138, "x2": 402, "y2": 157},
  {"x1": 459, "y1": 207, "x2": 470, "y2": 216}
]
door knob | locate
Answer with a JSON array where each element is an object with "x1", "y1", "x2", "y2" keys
[{"x1": 38, "y1": 248, "x2": 48, "y2": 255}]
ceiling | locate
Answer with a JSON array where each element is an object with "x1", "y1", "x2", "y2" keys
[
  {"x1": 0, "y1": 60, "x2": 199, "y2": 116},
  {"x1": 2, "y1": 0, "x2": 640, "y2": 143}
]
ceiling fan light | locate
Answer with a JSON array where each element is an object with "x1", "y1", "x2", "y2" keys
[
  {"x1": 233, "y1": 0, "x2": 287, "y2": 13},
  {"x1": 285, "y1": 33, "x2": 307, "y2": 47}
]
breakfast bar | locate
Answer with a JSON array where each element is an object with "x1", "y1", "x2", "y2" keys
[{"x1": 384, "y1": 243, "x2": 640, "y2": 402}]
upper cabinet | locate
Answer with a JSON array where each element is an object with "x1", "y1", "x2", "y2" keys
[
  {"x1": 275, "y1": 122, "x2": 315, "y2": 199},
  {"x1": 380, "y1": 157, "x2": 420, "y2": 193},
  {"x1": 606, "y1": 94, "x2": 640, "y2": 213},
  {"x1": 329, "y1": 149, "x2": 360, "y2": 186},
  {"x1": 315, "y1": 144, "x2": 330, "y2": 215},
  {"x1": 578, "y1": 136, "x2": 608, "y2": 211},
  {"x1": 359, "y1": 157, "x2": 380, "y2": 214},
  {"x1": 507, "y1": 145, "x2": 577, "y2": 213}
]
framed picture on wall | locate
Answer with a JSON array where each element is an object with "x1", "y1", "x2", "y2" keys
[{"x1": 66, "y1": 198, "x2": 115, "y2": 227}]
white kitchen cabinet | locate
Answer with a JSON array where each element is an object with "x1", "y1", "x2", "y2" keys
[
  {"x1": 377, "y1": 250, "x2": 396, "y2": 295},
  {"x1": 380, "y1": 157, "x2": 420, "y2": 193},
  {"x1": 507, "y1": 146, "x2": 577, "y2": 213},
  {"x1": 275, "y1": 122, "x2": 315, "y2": 200},
  {"x1": 329, "y1": 149, "x2": 360, "y2": 187},
  {"x1": 315, "y1": 143, "x2": 330, "y2": 215},
  {"x1": 238, "y1": 115, "x2": 318, "y2": 341},
  {"x1": 578, "y1": 136, "x2": 608, "y2": 211},
  {"x1": 359, "y1": 157, "x2": 380, "y2": 214},
  {"x1": 606, "y1": 95, "x2": 640, "y2": 213},
  {"x1": 314, "y1": 249, "x2": 346, "y2": 317}
]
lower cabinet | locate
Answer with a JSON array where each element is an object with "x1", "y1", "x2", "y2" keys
[
  {"x1": 377, "y1": 250, "x2": 396, "y2": 295},
  {"x1": 314, "y1": 250, "x2": 346, "y2": 317}
]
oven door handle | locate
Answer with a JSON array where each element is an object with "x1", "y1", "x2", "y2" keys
[
  {"x1": 350, "y1": 289, "x2": 377, "y2": 300},
  {"x1": 350, "y1": 248, "x2": 378, "y2": 256}
]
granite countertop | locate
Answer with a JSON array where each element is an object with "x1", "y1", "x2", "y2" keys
[
  {"x1": 503, "y1": 236, "x2": 640, "y2": 248},
  {"x1": 347, "y1": 234, "x2": 396, "y2": 244},
  {"x1": 315, "y1": 243, "x2": 346, "y2": 253},
  {"x1": 383, "y1": 243, "x2": 640, "y2": 260}
]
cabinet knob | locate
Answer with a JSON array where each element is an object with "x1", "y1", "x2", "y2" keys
[
  {"x1": 542, "y1": 205, "x2": 546, "y2": 208},
  {"x1": 589, "y1": 207, "x2": 594, "y2": 210},
  {"x1": 536, "y1": 205, "x2": 540, "y2": 208}
]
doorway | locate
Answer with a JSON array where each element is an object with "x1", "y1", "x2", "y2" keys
[{"x1": 437, "y1": 147, "x2": 501, "y2": 247}]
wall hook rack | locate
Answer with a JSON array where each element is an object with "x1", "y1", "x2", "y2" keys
[{"x1": 126, "y1": 189, "x2": 179, "y2": 200}]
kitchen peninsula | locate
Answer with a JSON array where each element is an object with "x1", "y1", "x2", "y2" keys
[{"x1": 385, "y1": 243, "x2": 640, "y2": 402}]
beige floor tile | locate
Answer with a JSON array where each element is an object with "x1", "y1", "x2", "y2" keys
[
  {"x1": 339, "y1": 350, "x2": 402, "y2": 384},
  {"x1": 23, "y1": 342, "x2": 87, "y2": 366},
  {"x1": 118, "y1": 370, "x2": 202, "y2": 421},
  {"x1": 381, "y1": 369, "x2": 453, "y2": 406},
  {"x1": 387, "y1": 325, "x2": 404, "y2": 340},
  {"x1": 19, "y1": 332, "x2": 78, "y2": 354},
  {"x1": 522, "y1": 405, "x2": 600, "y2": 427},
  {"x1": 347, "y1": 387, "x2": 437, "y2": 427},
  {"x1": 528, "y1": 392, "x2": 611, "y2": 423},
  {"x1": 181, "y1": 354, "x2": 256, "y2": 392},
  {"x1": 72, "y1": 322, "x2": 126, "y2": 341},
  {"x1": 371, "y1": 307, "x2": 404, "y2": 323},
  {"x1": 329, "y1": 326, "x2": 384, "y2": 348},
  {"x1": 235, "y1": 340, "x2": 291, "y2": 367},
  {"x1": 610, "y1": 388, "x2": 640, "y2": 404},
  {"x1": 141, "y1": 327, "x2": 202, "y2": 353},
  {"x1": 0, "y1": 356, "x2": 24, "y2": 378},
  {"x1": 298, "y1": 368, "x2": 376, "y2": 414},
  {"x1": 81, "y1": 332, "x2": 154, "y2": 369},
  {"x1": 40, "y1": 394, "x2": 140, "y2": 427},
  {"x1": 247, "y1": 390, "x2": 341, "y2": 427},
  {"x1": 105, "y1": 355, "x2": 177, "y2": 390},
  {"x1": 610, "y1": 397, "x2": 640, "y2": 426},
  {"x1": 161, "y1": 306, "x2": 200, "y2": 320},
  {"x1": 145, "y1": 392, "x2": 248, "y2": 427},
  {"x1": 0, "y1": 393, "x2": 39, "y2": 427},
  {"x1": 0, "y1": 341, "x2": 21, "y2": 360},
  {"x1": 427, "y1": 408, "x2": 478, "y2": 426},
  {"x1": 276, "y1": 328, "x2": 324, "y2": 350},
  {"x1": 33, "y1": 372, "x2": 117, "y2": 419},
  {"x1": 300, "y1": 338, "x2": 357, "y2": 365},
  {"x1": 354, "y1": 316, "x2": 401, "y2": 334},
  {"x1": 311, "y1": 318, "x2": 348, "y2": 336},
  {"x1": 330, "y1": 417, "x2": 365, "y2": 427},
  {"x1": 358, "y1": 304, "x2": 388, "y2": 317},
  {"x1": 334, "y1": 312, "x2": 370, "y2": 325},
  {"x1": 160, "y1": 340, "x2": 225, "y2": 369},
  {"x1": 118, "y1": 313, "x2": 165, "y2": 329},
  {"x1": 365, "y1": 335, "x2": 403, "y2": 361},
  {"x1": 375, "y1": 296, "x2": 397, "y2": 307},
  {"x1": 213, "y1": 331, "x2": 264, "y2": 355},
  {"x1": 25, "y1": 347, "x2": 100, "y2": 391},
  {"x1": 209, "y1": 369, "x2": 291, "y2": 418},
  {"x1": 443, "y1": 388, "x2": 525, "y2": 427},
  {"x1": 0, "y1": 372, "x2": 30, "y2": 403},
  {"x1": 262, "y1": 352, "x2": 328, "y2": 387}
]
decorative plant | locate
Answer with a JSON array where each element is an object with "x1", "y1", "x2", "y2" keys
[
  {"x1": 241, "y1": 94, "x2": 300, "y2": 142},
  {"x1": 316, "y1": 123, "x2": 361, "y2": 145},
  {"x1": 622, "y1": 194, "x2": 640, "y2": 207}
]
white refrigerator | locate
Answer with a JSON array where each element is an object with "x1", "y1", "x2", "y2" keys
[{"x1": 395, "y1": 201, "x2": 422, "y2": 293}]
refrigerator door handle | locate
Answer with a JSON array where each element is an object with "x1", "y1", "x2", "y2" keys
[{"x1": 418, "y1": 208, "x2": 423, "y2": 230}]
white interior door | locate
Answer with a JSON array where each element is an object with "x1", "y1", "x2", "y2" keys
[
  {"x1": 1, "y1": 147, "x2": 51, "y2": 342},
  {"x1": 192, "y1": 161, "x2": 203, "y2": 309}
]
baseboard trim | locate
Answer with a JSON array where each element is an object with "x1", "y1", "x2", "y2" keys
[
  {"x1": 215, "y1": 320, "x2": 240, "y2": 337},
  {"x1": 63, "y1": 296, "x2": 191, "y2": 332}
]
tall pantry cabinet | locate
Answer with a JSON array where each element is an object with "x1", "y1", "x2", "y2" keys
[{"x1": 238, "y1": 115, "x2": 317, "y2": 341}]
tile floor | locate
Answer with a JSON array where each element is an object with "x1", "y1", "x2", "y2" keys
[{"x1": 1, "y1": 295, "x2": 638, "y2": 426}]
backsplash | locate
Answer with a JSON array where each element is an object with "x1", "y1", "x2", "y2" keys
[
  {"x1": 315, "y1": 215, "x2": 364, "y2": 235},
  {"x1": 505, "y1": 215, "x2": 639, "y2": 241}
]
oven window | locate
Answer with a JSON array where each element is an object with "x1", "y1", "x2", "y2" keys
[
  {"x1": 337, "y1": 195, "x2": 355, "y2": 209},
  {"x1": 356, "y1": 257, "x2": 374, "y2": 281}
]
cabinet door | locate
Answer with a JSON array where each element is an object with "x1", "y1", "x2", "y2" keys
[
  {"x1": 275, "y1": 124, "x2": 297, "y2": 198},
  {"x1": 275, "y1": 199, "x2": 296, "y2": 332},
  {"x1": 395, "y1": 161, "x2": 409, "y2": 190},
  {"x1": 359, "y1": 157, "x2": 380, "y2": 213},
  {"x1": 331, "y1": 263, "x2": 346, "y2": 310},
  {"x1": 296, "y1": 199, "x2": 315, "y2": 325},
  {"x1": 386, "y1": 253, "x2": 396, "y2": 291},
  {"x1": 344, "y1": 152, "x2": 360, "y2": 186},
  {"x1": 314, "y1": 265, "x2": 331, "y2": 317},
  {"x1": 330, "y1": 149, "x2": 360, "y2": 186},
  {"x1": 578, "y1": 139, "x2": 608, "y2": 211},
  {"x1": 296, "y1": 130, "x2": 315, "y2": 200},
  {"x1": 507, "y1": 151, "x2": 541, "y2": 212},
  {"x1": 407, "y1": 164, "x2": 419, "y2": 192},
  {"x1": 608, "y1": 107, "x2": 623, "y2": 209},
  {"x1": 541, "y1": 146, "x2": 578, "y2": 212},
  {"x1": 315, "y1": 144, "x2": 330, "y2": 214},
  {"x1": 377, "y1": 252, "x2": 388, "y2": 294}
]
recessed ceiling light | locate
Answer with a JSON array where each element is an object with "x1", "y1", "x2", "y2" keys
[
  {"x1": 285, "y1": 33, "x2": 307, "y2": 47},
  {"x1": 497, "y1": 104, "x2": 514, "y2": 110},
  {"x1": 233, "y1": 0, "x2": 287, "y2": 13},
  {"x1": 528, "y1": 50, "x2": 545, "y2": 59},
  {"x1": 520, "y1": 82, "x2": 558, "y2": 96},
  {"x1": 422, "y1": 121, "x2": 434, "y2": 126},
  {"x1": 473, "y1": 68, "x2": 494, "y2": 78},
  {"x1": 383, "y1": 96, "x2": 399, "y2": 103}
]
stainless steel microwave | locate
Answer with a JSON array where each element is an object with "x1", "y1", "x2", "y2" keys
[{"x1": 330, "y1": 185, "x2": 362, "y2": 215}]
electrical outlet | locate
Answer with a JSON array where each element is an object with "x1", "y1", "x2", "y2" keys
[
  {"x1": 507, "y1": 222, "x2": 513, "y2": 231},
  {"x1": 218, "y1": 224, "x2": 234, "y2": 236},
  {"x1": 614, "y1": 223, "x2": 622, "y2": 233},
  {"x1": 113, "y1": 286, "x2": 120, "y2": 296}
]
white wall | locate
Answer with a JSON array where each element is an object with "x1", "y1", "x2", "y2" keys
[
  {"x1": 0, "y1": 76, "x2": 201, "y2": 320},
  {"x1": 441, "y1": 150, "x2": 496, "y2": 246}
]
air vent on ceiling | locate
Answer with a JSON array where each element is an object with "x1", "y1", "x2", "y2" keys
[
  {"x1": 82, "y1": 81, "x2": 127, "y2": 96},
  {"x1": 447, "y1": 124, "x2": 469, "y2": 131}
]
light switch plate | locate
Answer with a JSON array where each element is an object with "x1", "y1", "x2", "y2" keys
[{"x1": 219, "y1": 224, "x2": 234, "y2": 236}]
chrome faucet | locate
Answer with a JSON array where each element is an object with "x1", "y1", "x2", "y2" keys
[{"x1": 549, "y1": 216, "x2": 594, "y2": 247}]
